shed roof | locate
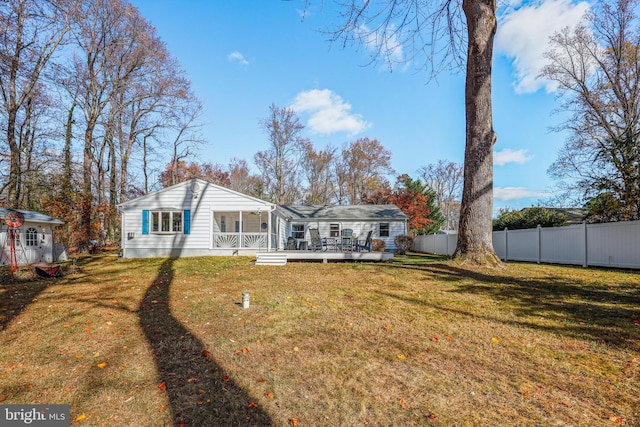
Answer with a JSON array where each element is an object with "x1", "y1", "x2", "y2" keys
[
  {"x1": 278, "y1": 204, "x2": 407, "y2": 221},
  {"x1": 0, "y1": 208, "x2": 64, "y2": 225}
]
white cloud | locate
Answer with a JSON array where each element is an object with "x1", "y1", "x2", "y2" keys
[
  {"x1": 494, "y1": 187, "x2": 549, "y2": 201},
  {"x1": 496, "y1": 0, "x2": 589, "y2": 93},
  {"x1": 228, "y1": 51, "x2": 249, "y2": 66},
  {"x1": 494, "y1": 148, "x2": 533, "y2": 166},
  {"x1": 356, "y1": 24, "x2": 405, "y2": 70},
  {"x1": 290, "y1": 89, "x2": 371, "y2": 135}
]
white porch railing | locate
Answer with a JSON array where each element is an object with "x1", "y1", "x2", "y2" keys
[{"x1": 213, "y1": 232, "x2": 267, "y2": 249}]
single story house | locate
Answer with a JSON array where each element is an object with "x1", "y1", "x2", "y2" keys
[
  {"x1": 0, "y1": 208, "x2": 64, "y2": 266},
  {"x1": 118, "y1": 178, "x2": 408, "y2": 258}
]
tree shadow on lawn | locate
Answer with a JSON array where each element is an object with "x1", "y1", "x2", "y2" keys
[
  {"x1": 139, "y1": 257, "x2": 272, "y2": 427},
  {"x1": 0, "y1": 273, "x2": 49, "y2": 331},
  {"x1": 380, "y1": 262, "x2": 640, "y2": 351}
]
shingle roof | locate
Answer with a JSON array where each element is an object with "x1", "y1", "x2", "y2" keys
[
  {"x1": 277, "y1": 204, "x2": 407, "y2": 221},
  {"x1": 0, "y1": 208, "x2": 64, "y2": 225}
]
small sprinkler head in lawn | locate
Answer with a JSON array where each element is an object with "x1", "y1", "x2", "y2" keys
[{"x1": 242, "y1": 292, "x2": 250, "y2": 309}]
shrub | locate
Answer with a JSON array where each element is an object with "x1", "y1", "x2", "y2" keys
[
  {"x1": 493, "y1": 207, "x2": 567, "y2": 231},
  {"x1": 394, "y1": 235, "x2": 414, "y2": 255},
  {"x1": 372, "y1": 239, "x2": 386, "y2": 252}
]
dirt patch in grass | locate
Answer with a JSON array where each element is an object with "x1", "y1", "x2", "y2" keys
[{"x1": 1, "y1": 254, "x2": 639, "y2": 426}]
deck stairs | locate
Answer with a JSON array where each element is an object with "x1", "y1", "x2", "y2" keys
[{"x1": 255, "y1": 252, "x2": 287, "y2": 266}]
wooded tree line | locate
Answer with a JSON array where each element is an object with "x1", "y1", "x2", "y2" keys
[{"x1": 0, "y1": 0, "x2": 202, "y2": 250}]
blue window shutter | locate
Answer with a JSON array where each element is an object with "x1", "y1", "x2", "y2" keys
[
  {"x1": 184, "y1": 210, "x2": 191, "y2": 234},
  {"x1": 142, "y1": 210, "x2": 149, "y2": 234}
]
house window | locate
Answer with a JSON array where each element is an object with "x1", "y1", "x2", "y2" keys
[
  {"x1": 292, "y1": 224, "x2": 305, "y2": 239},
  {"x1": 151, "y1": 210, "x2": 183, "y2": 233},
  {"x1": 25, "y1": 227, "x2": 38, "y2": 246},
  {"x1": 329, "y1": 223, "x2": 340, "y2": 237},
  {"x1": 379, "y1": 223, "x2": 389, "y2": 237}
]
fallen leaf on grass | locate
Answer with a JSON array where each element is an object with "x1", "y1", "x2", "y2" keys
[
  {"x1": 561, "y1": 401, "x2": 571, "y2": 407},
  {"x1": 491, "y1": 337, "x2": 500, "y2": 343},
  {"x1": 399, "y1": 397, "x2": 408, "y2": 409},
  {"x1": 96, "y1": 361, "x2": 107, "y2": 369},
  {"x1": 397, "y1": 354, "x2": 406, "y2": 360},
  {"x1": 234, "y1": 347, "x2": 249, "y2": 355},
  {"x1": 158, "y1": 382, "x2": 166, "y2": 391},
  {"x1": 222, "y1": 376, "x2": 230, "y2": 382},
  {"x1": 248, "y1": 401, "x2": 257, "y2": 408},
  {"x1": 159, "y1": 406, "x2": 166, "y2": 411},
  {"x1": 447, "y1": 336, "x2": 452, "y2": 341},
  {"x1": 256, "y1": 378, "x2": 265, "y2": 383},
  {"x1": 608, "y1": 416, "x2": 623, "y2": 423},
  {"x1": 265, "y1": 391, "x2": 274, "y2": 399},
  {"x1": 0, "y1": 397, "x2": 5, "y2": 403},
  {"x1": 75, "y1": 354, "x2": 83, "y2": 359},
  {"x1": 202, "y1": 350, "x2": 210, "y2": 357},
  {"x1": 196, "y1": 400, "x2": 203, "y2": 405},
  {"x1": 289, "y1": 418, "x2": 299, "y2": 426},
  {"x1": 432, "y1": 337, "x2": 439, "y2": 342},
  {"x1": 75, "y1": 414, "x2": 87, "y2": 421},
  {"x1": 293, "y1": 346, "x2": 299, "y2": 352},
  {"x1": 198, "y1": 389, "x2": 206, "y2": 395}
]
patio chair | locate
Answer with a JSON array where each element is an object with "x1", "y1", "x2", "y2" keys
[
  {"x1": 340, "y1": 228, "x2": 354, "y2": 252},
  {"x1": 309, "y1": 228, "x2": 324, "y2": 251},
  {"x1": 356, "y1": 230, "x2": 373, "y2": 252},
  {"x1": 287, "y1": 236, "x2": 297, "y2": 250}
]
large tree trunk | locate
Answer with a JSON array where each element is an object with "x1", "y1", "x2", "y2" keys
[
  {"x1": 82, "y1": 124, "x2": 95, "y2": 251},
  {"x1": 454, "y1": 0, "x2": 501, "y2": 265}
]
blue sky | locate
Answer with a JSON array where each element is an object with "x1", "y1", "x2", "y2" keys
[{"x1": 130, "y1": 0, "x2": 589, "y2": 213}]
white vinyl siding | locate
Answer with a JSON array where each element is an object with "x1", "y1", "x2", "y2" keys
[{"x1": 120, "y1": 180, "x2": 274, "y2": 258}]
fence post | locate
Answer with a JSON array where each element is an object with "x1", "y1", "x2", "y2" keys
[
  {"x1": 583, "y1": 221, "x2": 588, "y2": 268},
  {"x1": 537, "y1": 224, "x2": 541, "y2": 264},
  {"x1": 504, "y1": 228, "x2": 508, "y2": 261}
]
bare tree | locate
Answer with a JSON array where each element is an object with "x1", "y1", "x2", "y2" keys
[
  {"x1": 300, "y1": 141, "x2": 335, "y2": 204},
  {"x1": 542, "y1": 0, "x2": 640, "y2": 220},
  {"x1": 336, "y1": 138, "x2": 394, "y2": 204},
  {"x1": 227, "y1": 157, "x2": 263, "y2": 197},
  {"x1": 0, "y1": 0, "x2": 71, "y2": 207},
  {"x1": 324, "y1": 0, "x2": 500, "y2": 264},
  {"x1": 419, "y1": 160, "x2": 463, "y2": 230},
  {"x1": 255, "y1": 103, "x2": 306, "y2": 204}
]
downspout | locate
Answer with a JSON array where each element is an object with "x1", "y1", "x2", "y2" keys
[{"x1": 118, "y1": 207, "x2": 125, "y2": 258}]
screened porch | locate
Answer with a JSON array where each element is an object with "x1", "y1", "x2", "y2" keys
[{"x1": 212, "y1": 210, "x2": 272, "y2": 250}]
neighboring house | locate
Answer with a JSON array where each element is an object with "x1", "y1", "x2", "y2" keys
[
  {"x1": 0, "y1": 208, "x2": 64, "y2": 266},
  {"x1": 118, "y1": 178, "x2": 410, "y2": 258},
  {"x1": 277, "y1": 204, "x2": 408, "y2": 252},
  {"x1": 118, "y1": 178, "x2": 277, "y2": 258}
]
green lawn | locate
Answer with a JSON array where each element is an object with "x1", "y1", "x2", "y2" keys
[{"x1": 1, "y1": 254, "x2": 638, "y2": 426}]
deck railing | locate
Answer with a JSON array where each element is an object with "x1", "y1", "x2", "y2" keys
[{"x1": 213, "y1": 232, "x2": 268, "y2": 249}]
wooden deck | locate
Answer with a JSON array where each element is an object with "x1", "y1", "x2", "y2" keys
[{"x1": 255, "y1": 250, "x2": 393, "y2": 265}]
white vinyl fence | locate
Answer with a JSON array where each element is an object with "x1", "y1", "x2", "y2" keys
[{"x1": 414, "y1": 220, "x2": 640, "y2": 269}]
